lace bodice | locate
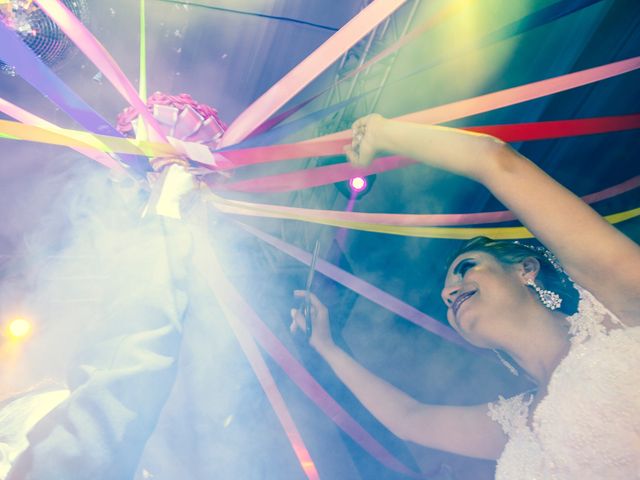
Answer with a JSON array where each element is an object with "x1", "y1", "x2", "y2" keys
[{"x1": 488, "y1": 286, "x2": 640, "y2": 480}]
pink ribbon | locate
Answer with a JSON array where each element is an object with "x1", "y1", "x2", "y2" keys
[
  {"x1": 398, "y1": 57, "x2": 640, "y2": 124},
  {"x1": 212, "y1": 175, "x2": 639, "y2": 226},
  {"x1": 317, "y1": 55, "x2": 640, "y2": 141},
  {"x1": 237, "y1": 222, "x2": 480, "y2": 353},
  {"x1": 216, "y1": 155, "x2": 413, "y2": 193},
  {"x1": 193, "y1": 229, "x2": 431, "y2": 478},
  {"x1": 34, "y1": 0, "x2": 168, "y2": 144},
  {"x1": 243, "y1": 0, "x2": 467, "y2": 140},
  {"x1": 0, "y1": 97, "x2": 121, "y2": 170},
  {"x1": 193, "y1": 233, "x2": 320, "y2": 480},
  {"x1": 219, "y1": 56, "x2": 640, "y2": 171},
  {"x1": 220, "y1": 0, "x2": 407, "y2": 147},
  {"x1": 219, "y1": 113, "x2": 640, "y2": 193}
]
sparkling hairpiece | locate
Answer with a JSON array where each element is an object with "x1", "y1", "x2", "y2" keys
[{"x1": 512, "y1": 241, "x2": 564, "y2": 273}]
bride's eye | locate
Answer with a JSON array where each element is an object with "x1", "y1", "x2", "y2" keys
[{"x1": 456, "y1": 259, "x2": 475, "y2": 277}]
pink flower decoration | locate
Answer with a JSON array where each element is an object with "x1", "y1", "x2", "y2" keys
[{"x1": 116, "y1": 92, "x2": 227, "y2": 136}]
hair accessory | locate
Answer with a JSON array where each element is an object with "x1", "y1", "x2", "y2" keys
[
  {"x1": 513, "y1": 241, "x2": 564, "y2": 273},
  {"x1": 493, "y1": 349, "x2": 519, "y2": 376},
  {"x1": 526, "y1": 279, "x2": 562, "y2": 310}
]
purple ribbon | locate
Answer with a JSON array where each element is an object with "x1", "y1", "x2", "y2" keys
[
  {"x1": 193, "y1": 230, "x2": 432, "y2": 478},
  {"x1": 0, "y1": 23, "x2": 146, "y2": 172},
  {"x1": 237, "y1": 222, "x2": 484, "y2": 354}
]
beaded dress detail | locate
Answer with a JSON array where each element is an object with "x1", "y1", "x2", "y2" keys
[{"x1": 487, "y1": 285, "x2": 640, "y2": 480}]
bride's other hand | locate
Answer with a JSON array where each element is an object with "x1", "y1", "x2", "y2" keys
[{"x1": 290, "y1": 291, "x2": 335, "y2": 354}]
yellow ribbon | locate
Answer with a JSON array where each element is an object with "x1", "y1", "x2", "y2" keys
[
  {"x1": 0, "y1": 118, "x2": 175, "y2": 157},
  {"x1": 208, "y1": 193, "x2": 640, "y2": 240}
]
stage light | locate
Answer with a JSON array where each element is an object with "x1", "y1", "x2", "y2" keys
[
  {"x1": 349, "y1": 176, "x2": 367, "y2": 193},
  {"x1": 335, "y1": 174, "x2": 376, "y2": 200},
  {"x1": 7, "y1": 317, "x2": 32, "y2": 339}
]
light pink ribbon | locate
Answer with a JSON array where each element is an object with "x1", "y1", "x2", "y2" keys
[
  {"x1": 0, "y1": 97, "x2": 122, "y2": 170},
  {"x1": 219, "y1": 0, "x2": 407, "y2": 147},
  {"x1": 193, "y1": 229, "x2": 431, "y2": 478},
  {"x1": 237, "y1": 222, "x2": 480, "y2": 353},
  {"x1": 34, "y1": 0, "x2": 168, "y2": 144},
  {"x1": 219, "y1": 55, "x2": 640, "y2": 170},
  {"x1": 212, "y1": 175, "x2": 639, "y2": 226},
  {"x1": 216, "y1": 155, "x2": 413, "y2": 193},
  {"x1": 193, "y1": 233, "x2": 320, "y2": 480}
]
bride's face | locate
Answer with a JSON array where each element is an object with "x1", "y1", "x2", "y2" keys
[{"x1": 442, "y1": 251, "x2": 529, "y2": 348}]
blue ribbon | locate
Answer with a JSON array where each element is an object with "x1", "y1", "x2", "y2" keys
[{"x1": 0, "y1": 23, "x2": 147, "y2": 173}]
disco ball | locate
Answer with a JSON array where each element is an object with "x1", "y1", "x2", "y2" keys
[{"x1": 0, "y1": 0, "x2": 89, "y2": 76}]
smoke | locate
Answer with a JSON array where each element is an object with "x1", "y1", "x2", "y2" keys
[{"x1": 0, "y1": 152, "x2": 356, "y2": 478}]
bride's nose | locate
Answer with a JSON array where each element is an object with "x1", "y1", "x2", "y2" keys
[{"x1": 441, "y1": 284, "x2": 460, "y2": 307}]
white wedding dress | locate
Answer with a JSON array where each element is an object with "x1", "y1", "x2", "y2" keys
[{"x1": 488, "y1": 286, "x2": 640, "y2": 479}]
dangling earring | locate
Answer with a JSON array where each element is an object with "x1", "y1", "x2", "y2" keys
[
  {"x1": 493, "y1": 349, "x2": 519, "y2": 376},
  {"x1": 526, "y1": 279, "x2": 562, "y2": 311}
]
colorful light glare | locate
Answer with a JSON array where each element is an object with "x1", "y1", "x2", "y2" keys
[
  {"x1": 7, "y1": 318, "x2": 32, "y2": 339},
  {"x1": 349, "y1": 176, "x2": 367, "y2": 193}
]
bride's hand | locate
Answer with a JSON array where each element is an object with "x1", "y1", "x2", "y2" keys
[
  {"x1": 290, "y1": 291, "x2": 335, "y2": 354},
  {"x1": 344, "y1": 113, "x2": 386, "y2": 168}
]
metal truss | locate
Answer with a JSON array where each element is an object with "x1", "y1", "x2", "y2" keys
[
  {"x1": 281, "y1": 0, "x2": 422, "y2": 253},
  {"x1": 320, "y1": 0, "x2": 422, "y2": 133}
]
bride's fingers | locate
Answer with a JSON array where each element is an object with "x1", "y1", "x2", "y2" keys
[
  {"x1": 353, "y1": 126, "x2": 367, "y2": 149},
  {"x1": 351, "y1": 116, "x2": 368, "y2": 132},
  {"x1": 290, "y1": 308, "x2": 304, "y2": 333},
  {"x1": 344, "y1": 145, "x2": 359, "y2": 165}
]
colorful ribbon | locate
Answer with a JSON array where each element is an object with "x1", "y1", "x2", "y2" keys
[
  {"x1": 229, "y1": 0, "x2": 606, "y2": 151},
  {"x1": 34, "y1": 0, "x2": 167, "y2": 144},
  {"x1": 214, "y1": 195, "x2": 640, "y2": 239},
  {"x1": 0, "y1": 119, "x2": 176, "y2": 158},
  {"x1": 236, "y1": 221, "x2": 475, "y2": 350},
  {"x1": 397, "y1": 59, "x2": 640, "y2": 125},
  {"x1": 220, "y1": 0, "x2": 408, "y2": 147},
  {"x1": 240, "y1": 0, "x2": 472, "y2": 144},
  {"x1": 2, "y1": 112, "x2": 638, "y2": 194},
  {"x1": 219, "y1": 55, "x2": 640, "y2": 166},
  {"x1": 0, "y1": 97, "x2": 121, "y2": 170},
  {"x1": 218, "y1": 114, "x2": 640, "y2": 192},
  {"x1": 193, "y1": 229, "x2": 430, "y2": 478},
  {"x1": 207, "y1": 175, "x2": 639, "y2": 228},
  {"x1": 0, "y1": 22, "x2": 146, "y2": 171},
  {"x1": 193, "y1": 233, "x2": 320, "y2": 480}
]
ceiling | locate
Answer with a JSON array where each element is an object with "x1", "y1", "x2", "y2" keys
[{"x1": 0, "y1": 1, "x2": 639, "y2": 479}]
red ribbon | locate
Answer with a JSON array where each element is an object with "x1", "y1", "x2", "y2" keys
[{"x1": 218, "y1": 114, "x2": 640, "y2": 193}]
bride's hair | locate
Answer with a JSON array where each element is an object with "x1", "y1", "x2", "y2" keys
[{"x1": 449, "y1": 237, "x2": 580, "y2": 315}]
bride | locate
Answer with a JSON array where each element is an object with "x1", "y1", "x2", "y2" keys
[{"x1": 290, "y1": 114, "x2": 640, "y2": 479}]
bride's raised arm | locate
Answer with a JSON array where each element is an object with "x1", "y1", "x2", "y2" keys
[{"x1": 346, "y1": 114, "x2": 640, "y2": 325}]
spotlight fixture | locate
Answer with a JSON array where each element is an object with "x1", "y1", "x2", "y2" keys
[
  {"x1": 349, "y1": 176, "x2": 367, "y2": 193},
  {"x1": 335, "y1": 174, "x2": 376, "y2": 199},
  {"x1": 6, "y1": 317, "x2": 32, "y2": 340}
]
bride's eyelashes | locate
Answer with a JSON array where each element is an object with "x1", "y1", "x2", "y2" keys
[{"x1": 455, "y1": 259, "x2": 476, "y2": 277}]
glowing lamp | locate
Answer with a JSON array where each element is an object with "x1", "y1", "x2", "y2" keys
[
  {"x1": 7, "y1": 318, "x2": 32, "y2": 339},
  {"x1": 335, "y1": 174, "x2": 376, "y2": 199},
  {"x1": 349, "y1": 176, "x2": 367, "y2": 193}
]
